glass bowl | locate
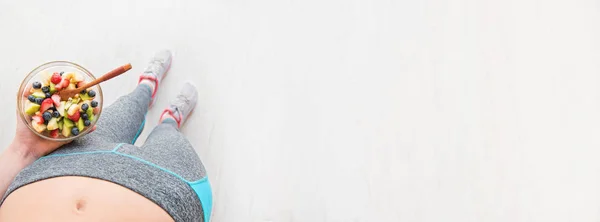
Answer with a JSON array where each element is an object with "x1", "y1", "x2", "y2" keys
[{"x1": 17, "y1": 61, "x2": 103, "y2": 142}]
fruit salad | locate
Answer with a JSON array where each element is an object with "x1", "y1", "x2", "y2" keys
[{"x1": 23, "y1": 71, "x2": 100, "y2": 138}]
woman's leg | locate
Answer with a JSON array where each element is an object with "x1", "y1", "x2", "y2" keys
[
  {"x1": 74, "y1": 50, "x2": 172, "y2": 145},
  {"x1": 139, "y1": 82, "x2": 206, "y2": 179},
  {"x1": 116, "y1": 83, "x2": 212, "y2": 221},
  {"x1": 138, "y1": 121, "x2": 208, "y2": 179}
]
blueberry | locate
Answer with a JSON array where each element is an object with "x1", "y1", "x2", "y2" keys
[
  {"x1": 45, "y1": 92, "x2": 52, "y2": 98},
  {"x1": 81, "y1": 103, "x2": 89, "y2": 111},
  {"x1": 32, "y1": 82, "x2": 42, "y2": 89},
  {"x1": 35, "y1": 98, "x2": 43, "y2": 104},
  {"x1": 48, "y1": 106, "x2": 57, "y2": 111},
  {"x1": 52, "y1": 111, "x2": 60, "y2": 118},
  {"x1": 41, "y1": 86, "x2": 50, "y2": 93},
  {"x1": 81, "y1": 113, "x2": 88, "y2": 120},
  {"x1": 71, "y1": 127, "x2": 79, "y2": 136},
  {"x1": 80, "y1": 89, "x2": 86, "y2": 94},
  {"x1": 90, "y1": 100, "x2": 98, "y2": 108},
  {"x1": 84, "y1": 120, "x2": 91, "y2": 126},
  {"x1": 59, "y1": 71, "x2": 64, "y2": 76},
  {"x1": 27, "y1": 95, "x2": 35, "y2": 102},
  {"x1": 87, "y1": 90, "x2": 96, "y2": 97},
  {"x1": 42, "y1": 112, "x2": 52, "y2": 122}
]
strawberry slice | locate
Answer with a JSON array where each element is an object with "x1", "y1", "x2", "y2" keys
[
  {"x1": 40, "y1": 98, "x2": 54, "y2": 112},
  {"x1": 51, "y1": 72, "x2": 62, "y2": 84},
  {"x1": 68, "y1": 111, "x2": 80, "y2": 122},
  {"x1": 55, "y1": 78, "x2": 70, "y2": 90},
  {"x1": 32, "y1": 115, "x2": 43, "y2": 123},
  {"x1": 62, "y1": 78, "x2": 70, "y2": 87},
  {"x1": 49, "y1": 129, "x2": 59, "y2": 138},
  {"x1": 51, "y1": 94, "x2": 61, "y2": 106},
  {"x1": 55, "y1": 81, "x2": 64, "y2": 90}
]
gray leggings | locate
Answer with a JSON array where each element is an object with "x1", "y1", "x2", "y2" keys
[{"x1": 2, "y1": 85, "x2": 213, "y2": 222}]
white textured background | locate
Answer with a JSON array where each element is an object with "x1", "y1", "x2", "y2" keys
[{"x1": 0, "y1": 0, "x2": 599, "y2": 221}]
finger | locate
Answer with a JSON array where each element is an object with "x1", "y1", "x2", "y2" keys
[{"x1": 89, "y1": 125, "x2": 97, "y2": 133}]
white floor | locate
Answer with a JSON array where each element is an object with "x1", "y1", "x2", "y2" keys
[{"x1": 0, "y1": 0, "x2": 599, "y2": 221}]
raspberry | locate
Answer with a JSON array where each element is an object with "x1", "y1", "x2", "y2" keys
[{"x1": 51, "y1": 72, "x2": 62, "y2": 84}]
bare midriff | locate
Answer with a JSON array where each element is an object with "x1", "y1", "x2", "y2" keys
[{"x1": 0, "y1": 176, "x2": 174, "y2": 222}]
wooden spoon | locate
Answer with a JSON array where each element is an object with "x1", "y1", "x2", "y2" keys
[{"x1": 58, "y1": 63, "x2": 132, "y2": 100}]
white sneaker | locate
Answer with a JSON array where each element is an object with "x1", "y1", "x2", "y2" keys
[
  {"x1": 143, "y1": 50, "x2": 172, "y2": 79},
  {"x1": 139, "y1": 50, "x2": 173, "y2": 104},
  {"x1": 159, "y1": 82, "x2": 198, "y2": 128}
]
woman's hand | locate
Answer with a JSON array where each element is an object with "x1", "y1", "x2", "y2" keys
[
  {"x1": 11, "y1": 114, "x2": 96, "y2": 159},
  {"x1": 0, "y1": 114, "x2": 93, "y2": 200},
  {"x1": 12, "y1": 117, "x2": 69, "y2": 160},
  {"x1": 0, "y1": 115, "x2": 71, "y2": 197}
]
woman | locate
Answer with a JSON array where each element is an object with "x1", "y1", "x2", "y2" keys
[{"x1": 0, "y1": 50, "x2": 212, "y2": 222}]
